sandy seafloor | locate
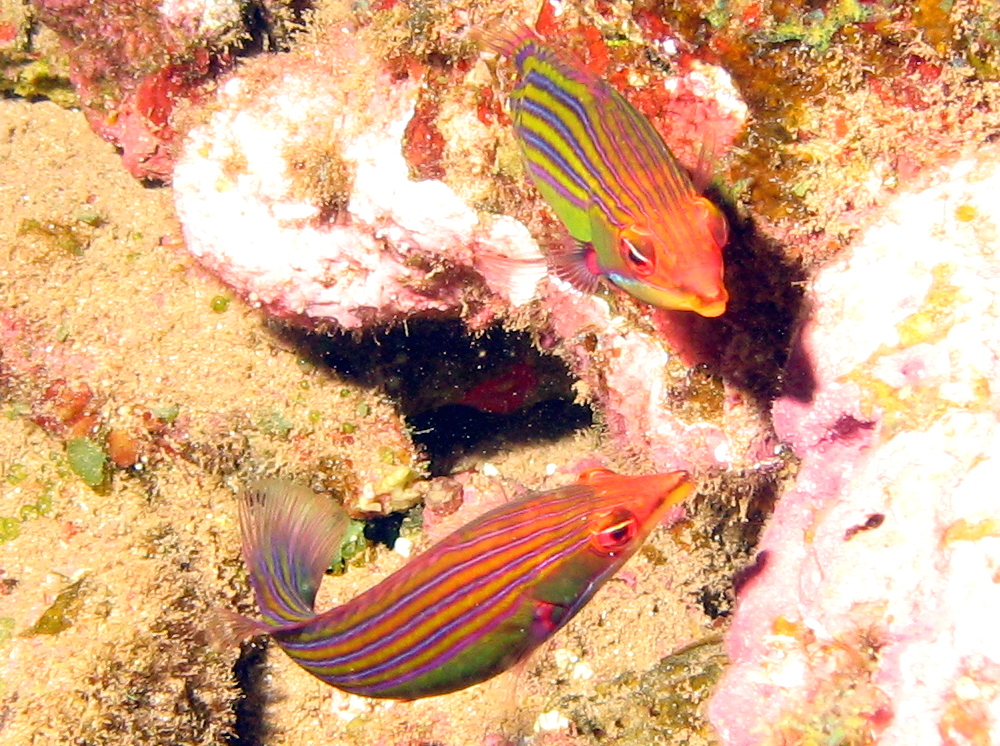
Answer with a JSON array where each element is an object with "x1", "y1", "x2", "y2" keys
[{"x1": 0, "y1": 96, "x2": 730, "y2": 745}]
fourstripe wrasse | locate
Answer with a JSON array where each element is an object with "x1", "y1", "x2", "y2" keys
[
  {"x1": 228, "y1": 469, "x2": 693, "y2": 700},
  {"x1": 484, "y1": 24, "x2": 730, "y2": 317}
]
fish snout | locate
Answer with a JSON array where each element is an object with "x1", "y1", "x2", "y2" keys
[
  {"x1": 690, "y1": 285, "x2": 729, "y2": 317},
  {"x1": 588, "y1": 470, "x2": 694, "y2": 513}
]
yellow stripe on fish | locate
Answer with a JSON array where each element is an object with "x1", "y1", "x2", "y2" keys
[
  {"x1": 485, "y1": 23, "x2": 730, "y2": 317},
  {"x1": 228, "y1": 470, "x2": 693, "y2": 700}
]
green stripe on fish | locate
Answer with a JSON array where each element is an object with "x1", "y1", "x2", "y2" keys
[
  {"x1": 230, "y1": 469, "x2": 693, "y2": 700},
  {"x1": 486, "y1": 23, "x2": 730, "y2": 317}
]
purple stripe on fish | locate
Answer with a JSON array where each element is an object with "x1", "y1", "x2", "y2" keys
[
  {"x1": 316, "y1": 540, "x2": 583, "y2": 693},
  {"x1": 517, "y1": 72, "x2": 640, "y2": 220},
  {"x1": 282, "y1": 487, "x2": 589, "y2": 654},
  {"x1": 523, "y1": 68, "x2": 663, "y2": 206},
  {"x1": 483, "y1": 22, "x2": 730, "y2": 315},
  {"x1": 230, "y1": 470, "x2": 693, "y2": 699},
  {"x1": 282, "y1": 512, "x2": 583, "y2": 668}
]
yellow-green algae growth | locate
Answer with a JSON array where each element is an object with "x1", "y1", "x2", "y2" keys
[
  {"x1": 844, "y1": 263, "x2": 992, "y2": 438},
  {"x1": 646, "y1": 0, "x2": 1000, "y2": 264}
]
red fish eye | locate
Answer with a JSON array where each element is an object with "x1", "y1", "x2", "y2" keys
[
  {"x1": 622, "y1": 237, "x2": 655, "y2": 276},
  {"x1": 591, "y1": 507, "x2": 639, "y2": 554}
]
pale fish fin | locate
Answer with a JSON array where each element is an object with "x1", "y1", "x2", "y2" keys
[
  {"x1": 240, "y1": 479, "x2": 350, "y2": 627},
  {"x1": 206, "y1": 607, "x2": 274, "y2": 648},
  {"x1": 548, "y1": 236, "x2": 604, "y2": 295},
  {"x1": 474, "y1": 16, "x2": 541, "y2": 59},
  {"x1": 691, "y1": 132, "x2": 720, "y2": 194},
  {"x1": 474, "y1": 219, "x2": 548, "y2": 306}
]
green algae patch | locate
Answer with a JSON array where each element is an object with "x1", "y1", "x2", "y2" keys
[
  {"x1": 0, "y1": 617, "x2": 15, "y2": 645},
  {"x1": 561, "y1": 635, "x2": 727, "y2": 742},
  {"x1": 18, "y1": 217, "x2": 90, "y2": 257},
  {"x1": 5, "y1": 462, "x2": 28, "y2": 485},
  {"x1": 4, "y1": 402, "x2": 31, "y2": 420},
  {"x1": 766, "y1": 0, "x2": 869, "y2": 50},
  {"x1": 149, "y1": 403, "x2": 180, "y2": 423},
  {"x1": 258, "y1": 410, "x2": 294, "y2": 439},
  {"x1": 330, "y1": 520, "x2": 369, "y2": 573},
  {"x1": 1, "y1": 54, "x2": 77, "y2": 108},
  {"x1": 375, "y1": 464, "x2": 418, "y2": 494},
  {"x1": 0, "y1": 516, "x2": 21, "y2": 544},
  {"x1": 65, "y1": 437, "x2": 108, "y2": 488},
  {"x1": 25, "y1": 578, "x2": 86, "y2": 636}
]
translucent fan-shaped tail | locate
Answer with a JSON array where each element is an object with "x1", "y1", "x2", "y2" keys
[{"x1": 240, "y1": 480, "x2": 350, "y2": 628}]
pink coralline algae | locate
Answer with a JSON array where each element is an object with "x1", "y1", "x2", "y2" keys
[
  {"x1": 31, "y1": 0, "x2": 242, "y2": 180},
  {"x1": 174, "y1": 36, "x2": 547, "y2": 330},
  {"x1": 710, "y1": 145, "x2": 1000, "y2": 745},
  {"x1": 171, "y1": 23, "x2": 762, "y2": 474}
]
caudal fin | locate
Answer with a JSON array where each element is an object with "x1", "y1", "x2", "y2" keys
[{"x1": 239, "y1": 480, "x2": 350, "y2": 628}]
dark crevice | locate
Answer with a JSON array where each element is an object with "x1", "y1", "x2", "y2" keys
[
  {"x1": 410, "y1": 398, "x2": 592, "y2": 476},
  {"x1": 239, "y1": 0, "x2": 314, "y2": 55},
  {"x1": 274, "y1": 319, "x2": 593, "y2": 476},
  {"x1": 663, "y1": 192, "x2": 811, "y2": 409},
  {"x1": 364, "y1": 511, "x2": 406, "y2": 549}
]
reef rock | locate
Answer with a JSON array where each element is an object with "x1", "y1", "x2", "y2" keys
[
  {"x1": 173, "y1": 35, "x2": 545, "y2": 330},
  {"x1": 32, "y1": 0, "x2": 247, "y2": 181},
  {"x1": 172, "y1": 20, "x2": 761, "y2": 473},
  {"x1": 710, "y1": 145, "x2": 1000, "y2": 745}
]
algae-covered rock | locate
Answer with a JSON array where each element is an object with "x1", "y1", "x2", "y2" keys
[{"x1": 561, "y1": 637, "x2": 727, "y2": 745}]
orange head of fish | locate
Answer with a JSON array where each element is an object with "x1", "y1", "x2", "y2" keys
[
  {"x1": 601, "y1": 195, "x2": 729, "y2": 317},
  {"x1": 575, "y1": 468, "x2": 694, "y2": 556}
]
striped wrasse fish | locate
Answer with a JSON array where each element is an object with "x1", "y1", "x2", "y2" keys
[
  {"x1": 485, "y1": 24, "x2": 730, "y2": 317},
  {"x1": 228, "y1": 469, "x2": 693, "y2": 700}
]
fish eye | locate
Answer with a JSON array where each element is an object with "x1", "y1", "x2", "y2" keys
[
  {"x1": 621, "y1": 237, "x2": 655, "y2": 276},
  {"x1": 591, "y1": 507, "x2": 639, "y2": 554}
]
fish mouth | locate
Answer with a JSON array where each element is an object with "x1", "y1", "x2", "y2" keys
[
  {"x1": 608, "y1": 272, "x2": 729, "y2": 319},
  {"x1": 692, "y1": 296, "x2": 727, "y2": 318},
  {"x1": 610, "y1": 275, "x2": 729, "y2": 316},
  {"x1": 682, "y1": 283, "x2": 729, "y2": 317},
  {"x1": 650, "y1": 471, "x2": 695, "y2": 509}
]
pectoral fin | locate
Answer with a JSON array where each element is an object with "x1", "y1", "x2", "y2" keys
[{"x1": 547, "y1": 235, "x2": 604, "y2": 294}]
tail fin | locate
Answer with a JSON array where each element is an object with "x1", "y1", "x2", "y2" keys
[{"x1": 239, "y1": 480, "x2": 350, "y2": 628}]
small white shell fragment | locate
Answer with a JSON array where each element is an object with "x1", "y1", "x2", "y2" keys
[{"x1": 533, "y1": 710, "x2": 571, "y2": 733}]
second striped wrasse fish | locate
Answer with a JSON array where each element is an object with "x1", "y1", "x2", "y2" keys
[
  {"x1": 228, "y1": 469, "x2": 693, "y2": 700},
  {"x1": 485, "y1": 24, "x2": 730, "y2": 317}
]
